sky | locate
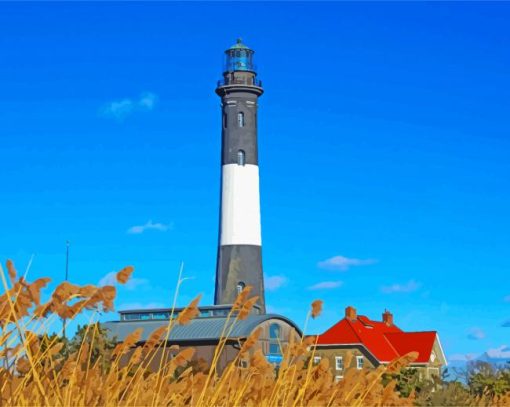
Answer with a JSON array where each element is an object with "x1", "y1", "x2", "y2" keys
[{"x1": 1, "y1": 2, "x2": 509, "y2": 363}]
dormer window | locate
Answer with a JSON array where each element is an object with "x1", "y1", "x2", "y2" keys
[{"x1": 431, "y1": 351, "x2": 436, "y2": 362}]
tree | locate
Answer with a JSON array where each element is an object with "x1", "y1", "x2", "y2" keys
[
  {"x1": 68, "y1": 323, "x2": 117, "y2": 373},
  {"x1": 383, "y1": 368, "x2": 430, "y2": 398},
  {"x1": 467, "y1": 361, "x2": 510, "y2": 398}
]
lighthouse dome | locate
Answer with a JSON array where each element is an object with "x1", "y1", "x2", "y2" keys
[{"x1": 228, "y1": 38, "x2": 251, "y2": 50}]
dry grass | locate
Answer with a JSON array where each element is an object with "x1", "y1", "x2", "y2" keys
[{"x1": 0, "y1": 260, "x2": 507, "y2": 406}]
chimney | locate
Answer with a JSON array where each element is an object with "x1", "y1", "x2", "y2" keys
[
  {"x1": 345, "y1": 306, "x2": 357, "y2": 320},
  {"x1": 382, "y1": 309, "x2": 394, "y2": 326}
]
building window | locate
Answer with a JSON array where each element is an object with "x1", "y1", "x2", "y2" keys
[
  {"x1": 428, "y1": 367, "x2": 440, "y2": 378},
  {"x1": 335, "y1": 356, "x2": 344, "y2": 371},
  {"x1": 123, "y1": 313, "x2": 141, "y2": 321},
  {"x1": 223, "y1": 112, "x2": 227, "y2": 128},
  {"x1": 269, "y1": 323, "x2": 281, "y2": 355},
  {"x1": 356, "y1": 356, "x2": 364, "y2": 369},
  {"x1": 269, "y1": 343, "x2": 280, "y2": 355},
  {"x1": 152, "y1": 312, "x2": 170, "y2": 320},
  {"x1": 237, "y1": 150, "x2": 246, "y2": 166},
  {"x1": 335, "y1": 375, "x2": 344, "y2": 382},
  {"x1": 313, "y1": 356, "x2": 321, "y2": 365},
  {"x1": 236, "y1": 281, "x2": 245, "y2": 295},
  {"x1": 237, "y1": 111, "x2": 245, "y2": 127}
]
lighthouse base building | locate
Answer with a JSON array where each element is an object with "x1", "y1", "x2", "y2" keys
[{"x1": 103, "y1": 305, "x2": 301, "y2": 372}]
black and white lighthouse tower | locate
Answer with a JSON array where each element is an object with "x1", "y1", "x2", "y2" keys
[{"x1": 214, "y1": 39, "x2": 266, "y2": 313}]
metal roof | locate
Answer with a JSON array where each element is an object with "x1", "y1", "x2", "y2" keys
[
  {"x1": 228, "y1": 38, "x2": 251, "y2": 51},
  {"x1": 102, "y1": 314, "x2": 301, "y2": 343}
]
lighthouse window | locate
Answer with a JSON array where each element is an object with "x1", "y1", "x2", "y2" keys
[
  {"x1": 223, "y1": 112, "x2": 227, "y2": 128},
  {"x1": 237, "y1": 150, "x2": 246, "y2": 166},
  {"x1": 236, "y1": 281, "x2": 246, "y2": 295},
  {"x1": 237, "y1": 112, "x2": 245, "y2": 127}
]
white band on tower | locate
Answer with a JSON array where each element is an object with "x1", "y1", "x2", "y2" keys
[{"x1": 220, "y1": 163, "x2": 262, "y2": 246}]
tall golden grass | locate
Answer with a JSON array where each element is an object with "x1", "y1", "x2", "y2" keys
[{"x1": 0, "y1": 260, "x2": 508, "y2": 406}]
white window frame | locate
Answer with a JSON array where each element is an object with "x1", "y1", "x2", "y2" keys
[
  {"x1": 335, "y1": 356, "x2": 343, "y2": 371},
  {"x1": 313, "y1": 356, "x2": 321, "y2": 365},
  {"x1": 356, "y1": 356, "x2": 364, "y2": 369},
  {"x1": 237, "y1": 150, "x2": 246, "y2": 166},
  {"x1": 236, "y1": 281, "x2": 245, "y2": 295},
  {"x1": 428, "y1": 367, "x2": 440, "y2": 377},
  {"x1": 335, "y1": 375, "x2": 344, "y2": 382},
  {"x1": 237, "y1": 111, "x2": 245, "y2": 127}
]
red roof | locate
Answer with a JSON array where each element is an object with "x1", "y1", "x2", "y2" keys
[
  {"x1": 317, "y1": 313, "x2": 437, "y2": 363},
  {"x1": 385, "y1": 331, "x2": 437, "y2": 363}
]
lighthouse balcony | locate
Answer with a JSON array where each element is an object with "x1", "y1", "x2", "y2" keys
[{"x1": 217, "y1": 77, "x2": 263, "y2": 88}]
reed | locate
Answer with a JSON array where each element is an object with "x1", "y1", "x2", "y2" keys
[{"x1": 1, "y1": 260, "x2": 507, "y2": 406}]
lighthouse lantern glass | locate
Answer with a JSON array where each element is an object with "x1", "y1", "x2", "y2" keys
[{"x1": 224, "y1": 49, "x2": 255, "y2": 73}]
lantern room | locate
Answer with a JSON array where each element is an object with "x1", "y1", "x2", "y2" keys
[{"x1": 224, "y1": 38, "x2": 256, "y2": 73}]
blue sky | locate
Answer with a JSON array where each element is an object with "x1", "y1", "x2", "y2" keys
[{"x1": 1, "y1": 2, "x2": 509, "y2": 362}]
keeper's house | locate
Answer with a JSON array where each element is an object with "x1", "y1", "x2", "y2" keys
[
  {"x1": 313, "y1": 306, "x2": 447, "y2": 381},
  {"x1": 103, "y1": 304, "x2": 301, "y2": 372}
]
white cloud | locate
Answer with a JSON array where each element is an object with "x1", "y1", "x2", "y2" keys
[
  {"x1": 127, "y1": 220, "x2": 171, "y2": 235},
  {"x1": 98, "y1": 271, "x2": 117, "y2": 287},
  {"x1": 486, "y1": 345, "x2": 510, "y2": 359},
  {"x1": 138, "y1": 92, "x2": 158, "y2": 110},
  {"x1": 98, "y1": 271, "x2": 149, "y2": 291},
  {"x1": 381, "y1": 280, "x2": 420, "y2": 294},
  {"x1": 101, "y1": 92, "x2": 158, "y2": 120},
  {"x1": 448, "y1": 346, "x2": 510, "y2": 362},
  {"x1": 103, "y1": 99, "x2": 134, "y2": 119},
  {"x1": 264, "y1": 275, "x2": 287, "y2": 291},
  {"x1": 308, "y1": 281, "x2": 343, "y2": 290},
  {"x1": 448, "y1": 353, "x2": 478, "y2": 362},
  {"x1": 318, "y1": 255, "x2": 377, "y2": 271},
  {"x1": 467, "y1": 327, "x2": 485, "y2": 340}
]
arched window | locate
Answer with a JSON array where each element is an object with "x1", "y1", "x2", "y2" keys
[
  {"x1": 237, "y1": 150, "x2": 245, "y2": 166},
  {"x1": 237, "y1": 111, "x2": 245, "y2": 127},
  {"x1": 236, "y1": 281, "x2": 245, "y2": 295},
  {"x1": 269, "y1": 323, "x2": 281, "y2": 355}
]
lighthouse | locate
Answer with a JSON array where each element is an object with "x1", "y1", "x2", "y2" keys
[{"x1": 214, "y1": 39, "x2": 266, "y2": 313}]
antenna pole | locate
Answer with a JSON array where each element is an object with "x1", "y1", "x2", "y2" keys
[
  {"x1": 65, "y1": 240, "x2": 70, "y2": 281},
  {"x1": 63, "y1": 240, "x2": 70, "y2": 340}
]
